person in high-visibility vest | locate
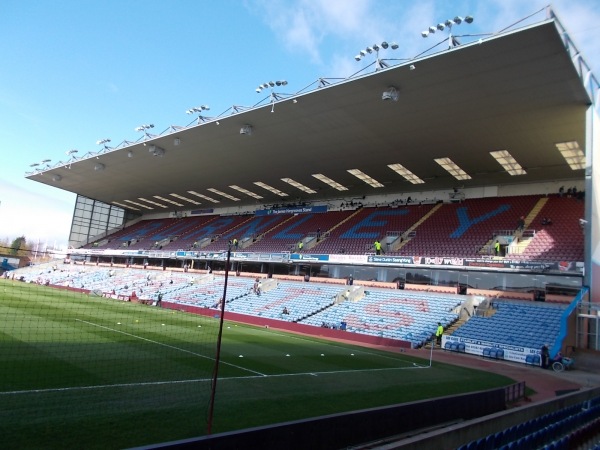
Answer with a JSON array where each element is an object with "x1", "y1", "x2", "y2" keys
[
  {"x1": 435, "y1": 322, "x2": 444, "y2": 346},
  {"x1": 374, "y1": 240, "x2": 382, "y2": 255}
]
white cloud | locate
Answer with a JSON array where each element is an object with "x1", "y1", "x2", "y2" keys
[{"x1": 0, "y1": 179, "x2": 74, "y2": 248}]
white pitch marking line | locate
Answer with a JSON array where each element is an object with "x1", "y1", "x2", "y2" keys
[
  {"x1": 0, "y1": 364, "x2": 424, "y2": 396},
  {"x1": 75, "y1": 319, "x2": 265, "y2": 376}
]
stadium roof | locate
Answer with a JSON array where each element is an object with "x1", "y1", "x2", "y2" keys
[{"x1": 27, "y1": 19, "x2": 591, "y2": 212}]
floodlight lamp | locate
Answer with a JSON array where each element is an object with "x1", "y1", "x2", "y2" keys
[
  {"x1": 465, "y1": 16, "x2": 473, "y2": 23},
  {"x1": 390, "y1": 42, "x2": 399, "y2": 49},
  {"x1": 453, "y1": 16, "x2": 463, "y2": 24},
  {"x1": 381, "y1": 41, "x2": 389, "y2": 49},
  {"x1": 437, "y1": 23, "x2": 445, "y2": 31}
]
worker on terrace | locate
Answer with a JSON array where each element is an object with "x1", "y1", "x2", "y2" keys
[
  {"x1": 435, "y1": 322, "x2": 444, "y2": 346},
  {"x1": 374, "y1": 239, "x2": 382, "y2": 255}
]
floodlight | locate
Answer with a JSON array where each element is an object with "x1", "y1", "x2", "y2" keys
[
  {"x1": 135, "y1": 124, "x2": 154, "y2": 132},
  {"x1": 422, "y1": 15, "x2": 474, "y2": 48}
]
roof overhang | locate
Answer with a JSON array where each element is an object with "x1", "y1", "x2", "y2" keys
[{"x1": 27, "y1": 20, "x2": 591, "y2": 212}]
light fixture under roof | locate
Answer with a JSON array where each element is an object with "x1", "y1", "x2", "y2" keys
[
  {"x1": 347, "y1": 169, "x2": 384, "y2": 188},
  {"x1": 312, "y1": 174, "x2": 348, "y2": 191},
  {"x1": 281, "y1": 178, "x2": 317, "y2": 194},
  {"x1": 490, "y1": 150, "x2": 526, "y2": 175},
  {"x1": 138, "y1": 198, "x2": 168, "y2": 208},
  {"x1": 187, "y1": 191, "x2": 220, "y2": 203},
  {"x1": 388, "y1": 163, "x2": 425, "y2": 184},
  {"x1": 207, "y1": 188, "x2": 240, "y2": 201},
  {"x1": 154, "y1": 196, "x2": 184, "y2": 206},
  {"x1": 112, "y1": 201, "x2": 140, "y2": 211},
  {"x1": 556, "y1": 141, "x2": 585, "y2": 170},
  {"x1": 170, "y1": 193, "x2": 201, "y2": 205},
  {"x1": 230, "y1": 185, "x2": 263, "y2": 200},
  {"x1": 382, "y1": 86, "x2": 399, "y2": 102},
  {"x1": 123, "y1": 199, "x2": 154, "y2": 210},
  {"x1": 253, "y1": 182, "x2": 288, "y2": 197},
  {"x1": 434, "y1": 157, "x2": 472, "y2": 180}
]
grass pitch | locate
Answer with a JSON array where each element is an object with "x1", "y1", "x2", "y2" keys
[{"x1": 0, "y1": 280, "x2": 514, "y2": 449}]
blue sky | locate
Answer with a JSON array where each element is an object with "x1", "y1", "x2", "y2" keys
[{"x1": 1, "y1": 0, "x2": 599, "y2": 249}]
